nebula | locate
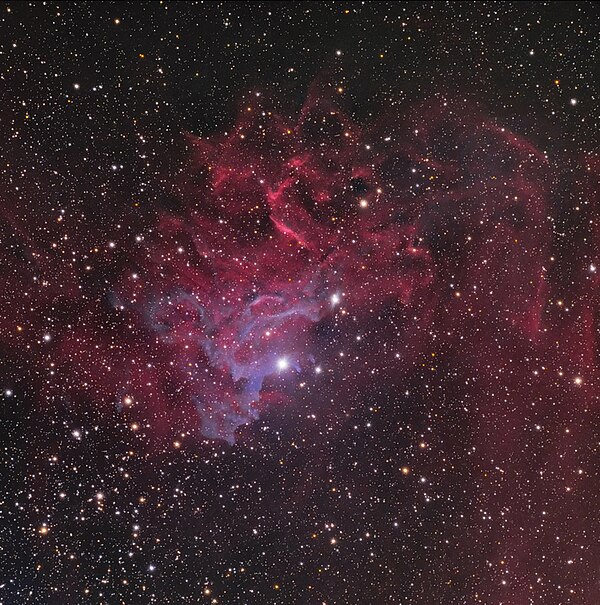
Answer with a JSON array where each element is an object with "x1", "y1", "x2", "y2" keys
[
  {"x1": 1, "y1": 86, "x2": 597, "y2": 451},
  {"x1": 109, "y1": 89, "x2": 440, "y2": 441},
  {"x1": 2, "y1": 81, "x2": 600, "y2": 603}
]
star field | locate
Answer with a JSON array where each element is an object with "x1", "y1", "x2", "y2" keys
[{"x1": 1, "y1": 2, "x2": 599, "y2": 604}]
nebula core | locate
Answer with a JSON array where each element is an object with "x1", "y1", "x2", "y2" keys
[{"x1": 114, "y1": 90, "x2": 444, "y2": 442}]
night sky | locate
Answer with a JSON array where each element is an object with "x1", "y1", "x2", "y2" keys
[{"x1": 1, "y1": 2, "x2": 600, "y2": 604}]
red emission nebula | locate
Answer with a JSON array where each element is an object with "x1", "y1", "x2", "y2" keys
[
  {"x1": 2, "y1": 85, "x2": 600, "y2": 599},
  {"x1": 2, "y1": 89, "x2": 599, "y2": 441}
]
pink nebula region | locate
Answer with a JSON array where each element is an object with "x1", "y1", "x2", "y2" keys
[
  {"x1": 3, "y1": 89, "x2": 598, "y2": 449},
  {"x1": 112, "y1": 91, "x2": 442, "y2": 442}
]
